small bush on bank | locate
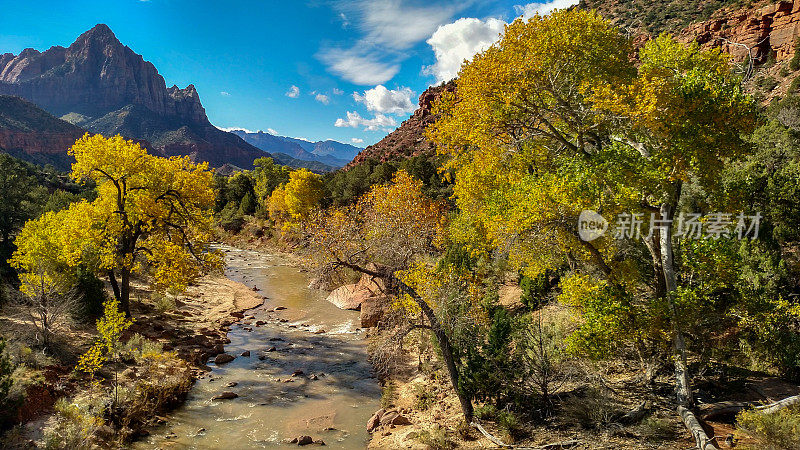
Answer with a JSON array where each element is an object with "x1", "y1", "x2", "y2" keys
[
  {"x1": 413, "y1": 383, "x2": 436, "y2": 411},
  {"x1": 416, "y1": 426, "x2": 456, "y2": 450},
  {"x1": 380, "y1": 380, "x2": 398, "y2": 409},
  {"x1": 638, "y1": 416, "x2": 676, "y2": 441},
  {"x1": 736, "y1": 405, "x2": 800, "y2": 450},
  {"x1": 560, "y1": 387, "x2": 624, "y2": 429}
]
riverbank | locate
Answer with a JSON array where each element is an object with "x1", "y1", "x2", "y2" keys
[{"x1": 0, "y1": 266, "x2": 266, "y2": 448}]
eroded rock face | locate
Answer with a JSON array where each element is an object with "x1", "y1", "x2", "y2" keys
[
  {"x1": 0, "y1": 24, "x2": 208, "y2": 123},
  {"x1": 678, "y1": 1, "x2": 800, "y2": 63}
]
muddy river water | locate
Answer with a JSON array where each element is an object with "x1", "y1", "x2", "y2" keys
[{"x1": 135, "y1": 246, "x2": 381, "y2": 449}]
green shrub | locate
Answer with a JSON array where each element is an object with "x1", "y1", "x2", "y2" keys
[
  {"x1": 736, "y1": 406, "x2": 800, "y2": 450},
  {"x1": 790, "y1": 37, "x2": 800, "y2": 71},
  {"x1": 416, "y1": 426, "x2": 455, "y2": 450},
  {"x1": 151, "y1": 292, "x2": 176, "y2": 313},
  {"x1": 413, "y1": 383, "x2": 436, "y2": 411},
  {"x1": 380, "y1": 380, "x2": 398, "y2": 409},
  {"x1": 638, "y1": 416, "x2": 676, "y2": 441}
]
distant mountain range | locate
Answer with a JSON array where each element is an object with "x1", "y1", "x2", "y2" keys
[
  {"x1": 0, "y1": 24, "x2": 356, "y2": 172},
  {"x1": 228, "y1": 129, "x2": 361, "y2": 169}
]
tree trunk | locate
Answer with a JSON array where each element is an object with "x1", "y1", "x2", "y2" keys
[
  {"x1": 120, "y1": 268, "x2": 131, "y2": 317},
  {"x1": 678, "y1": 405, "x2": 717, "y2": 450},
  {"x1": 659, "y1": 200, "x2": 693, "y2": 407},
  {"x1": 108, "y1": 270, "x2": 121, "y2": 302},
  {"x1": 397, "y1": 279, "x2": 474, "y2": 422},
  {"x1": 331, "y1": 259, "x2": 474, "y2": 422}
]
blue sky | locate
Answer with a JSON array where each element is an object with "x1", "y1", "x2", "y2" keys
[{"x1": 0, "y1": 0, "x2": 576, "y2": 146}]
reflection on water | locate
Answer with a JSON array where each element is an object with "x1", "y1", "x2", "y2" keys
[{"x1": 135, "y1": 246, "x2": 380, "y2": 449}]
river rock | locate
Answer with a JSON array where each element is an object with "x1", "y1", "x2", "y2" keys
[
  {"x1": 214, "y1": 353, "x2": 235, "y2": 365},
  {"x1": 265, "y1": 346, "x2": 276, "y2": 352},
  {"x1": 360, "y1": 296, "x2": 390, "y2": 328},
  {"x1": 296, "y1": 435, "x2": 313, "y2": 445},
  {"x1": 212, "y1": 391, "x2": 238, "y2": 400},
  {"x1": 325, "y1": 284, "x2": 369, "y2": 310},
  {"x1": 241, "y1": 351, "x2": 250, "y2": 357},
  {"x1": 291, "y1": 369, "x2": 304, "y2": 377},
  {"x1": 367, "y1": 409, "x2": 385, "y2": 433},
  {"x1": 379, "y1": 410, "x2": 411, "y2": 426},
  {"x1": 275, "y1": 306, "x2": 287, "y2": 310}
]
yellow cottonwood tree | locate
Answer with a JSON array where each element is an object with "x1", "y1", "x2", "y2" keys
[
  {"x1": 283, "y1": 168, "x2": 323, "y2": 222},
  {"x1": 11, "y1": 134, "x2": 222, "y2": 316},
  {"x1": 429, "y1": 9, "x2": 756, "y2": 411}
]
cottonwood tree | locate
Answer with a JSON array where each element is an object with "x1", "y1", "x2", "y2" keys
[
  {"x1": 11, "y1": 134, "x2": 222, "y2": 317},
  {"x1": 306, "y1": 171, "x2": 479, "y2": 419},
  {"x1": 429, "y1": 8, "x2": 756, "y2": 417}
]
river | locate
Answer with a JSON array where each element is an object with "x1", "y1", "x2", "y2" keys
[{"x1": 135, "y1": 245, "x2": 381, "y2": 449}]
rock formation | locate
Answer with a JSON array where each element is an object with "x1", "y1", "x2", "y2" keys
[
  {"x1": 345, "y1": 81, "x2": 455, "y2": 168},
  {"x1": 0, "y1": 95, "x2": 86, "y2": 168},
  {"x1": 0, "y1": 24, "x2": 267, "y2": 169},
  {"x1": 677, "y1": 1, "x2": 800, "y2": 64}
]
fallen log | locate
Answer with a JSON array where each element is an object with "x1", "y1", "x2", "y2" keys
[
  {"x1": 754, "y1": 394, "x2": 800, "y2": 414},
  {"x1": 678, "y1": 405, "x2": 718, "y2": 450},
  {"x1": 470, "y1": 421, "x2": 512, "y2": 448},
  {"x1": 698, "y1": 401, "x2": 757, "y2": 420}
]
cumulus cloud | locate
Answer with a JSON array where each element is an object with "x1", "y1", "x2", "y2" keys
[
  {"x1": 285, "y1": 85, "x2": 300, "y2": 98},
  {"x1": 220, "y1": 91, "x2": 231, "y2": 96},
  {"x1": 515, "y1": 0, "x2": 579, "y2": 18},
  {"x1": 318, "y1": 47, "x2": 400, "y2": 85},
  {"x1": 335, "y1": 111, "x2": 397, "y2": 131},
  {"x1": 267, "y1": 128, "x2": 278, "y2": 135},
  {"x1": 315, "y1": 93, "x2": 330, "y2": 105},
  {"x1": 423, "y1": 17, "x2": 505, "y2": 84},
  {"x1": 332, "y1": 88, "x2": 344, "y2": 95},
  {"x1": 351, "y1": 137, "x2": 364, "y2": 144},
  {"x1": 353, "y1": 85, "x2": 416, "y2": 115}
]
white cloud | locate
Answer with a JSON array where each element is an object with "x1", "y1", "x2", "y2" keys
[
  {"x1": 285, "y1": 85, "x2": 300, "y2": 98},
  {"x1": 293, "y1": 136, "x2": 312, "y2": 142},
  {"x1": 347, "y1": 0, "x2": 464, "y2": 51},
  {"x1": 335, "y1": 111, "x2": 397, "y2": 131},
  {"x1": 353, "y1": 85, "x2": 416, "y2": 115},
  {"x1": 351, "y1": 137, "x2": 365, "y2": 144},
  {"x1": 340, "y1": 12, "x2": 350, "y2": 28},
  {"x1": 267, "y1": 128, "x2": 278, "y2": 135},
  {"x1": 218, "y1": 126, "x2": 259, "y2": 134},
  {"x1": 315, "y1": 93, "x2": 330, "y2": 105},
  {"x1": 423, "y1": 17, "x2": 506, "y2": 84},
  {"x1": 514, "y1": 0, "x2": 579, "y2": 18},
  {"x1": 332, "y1": 88, "x2": 344, "y2": 95},
  {"x1": 220, "y1": 91, "x2": 230, "y2": 96},
  {"x1": 318, "y1": 47, "x2": 400, "y2": 85},
  {"x1": 319, "y1": 1, "x2": 466, "y2": 85}
]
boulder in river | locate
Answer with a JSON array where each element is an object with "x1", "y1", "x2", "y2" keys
[
  {"x1": 367, "y1": 409, "x2": 385, "y2": 433},
  {"x1": 214, "y1": 353, "x2": 235, "y2": 365},
  {"x1": 296, "y1": 435, "x2": 313, "y2": 445},
  {"x1": 212, "y1": 391, "x2": 238, "y2": 400},
  {"x1": 241, "y1": 350, "x2": 250, "y2": 357},
  {"x1": 360, "y1": 295, "x2": 390, "y2": 328}
]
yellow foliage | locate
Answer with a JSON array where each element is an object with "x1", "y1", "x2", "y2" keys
[
  {"x1": 283, "y1": 168, "x2": 323, "y2": 222},
  {"x1": 11, "y1": 134, "x2": 222, "y2": 298},
  {"x1": 77, "y1": 296, "x2": 133, "y2": 381}
]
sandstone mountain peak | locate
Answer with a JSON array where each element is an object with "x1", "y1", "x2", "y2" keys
[{"x1": 0, "y1": 25, "x2": 268, "y2": 168}]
